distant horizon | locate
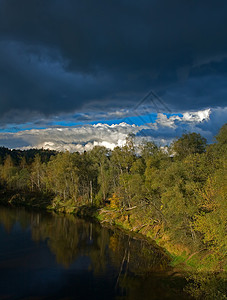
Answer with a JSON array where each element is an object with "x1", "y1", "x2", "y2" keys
[{"x1": 0, "y1": 109, "x2": 225, "y2": 153}]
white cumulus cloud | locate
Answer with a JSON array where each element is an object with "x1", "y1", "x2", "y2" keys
[{"x1": 0, "y1": 108, "x2": 225, "y2": 151}]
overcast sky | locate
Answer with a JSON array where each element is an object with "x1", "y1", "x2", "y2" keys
[{"x1": 0, "y1": 0, "x2": 226, "y2": 150}]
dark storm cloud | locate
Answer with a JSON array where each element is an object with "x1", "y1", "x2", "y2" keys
[{"x1": 0, "y1": 0, "x2": 227, "y2": 124}]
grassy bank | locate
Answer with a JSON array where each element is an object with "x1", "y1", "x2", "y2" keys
[
  {"x1": 77, "y1": 204, "x2": 227, "y2": 300},
  {"x1": 82, "y1": 205, "x2": 226, "y2": 274},
  {"x1": 0, "y1": 191, "x2": 226, "y2": 274}
]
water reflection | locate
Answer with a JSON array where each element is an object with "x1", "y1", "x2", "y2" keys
[{"x1": 0, "y1": 206, "x2": 193, "y2": 299}]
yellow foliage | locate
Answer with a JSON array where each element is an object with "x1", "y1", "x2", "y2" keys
[
  {"x1": 109, "y1": 236, "x2": 118, "y2": 252},
  {"x1": 108, "y1": 193, "x2": 120, "y2": 209},
  {"x1": 200, "y1": 177, "x2": 218, "y2": 211}
]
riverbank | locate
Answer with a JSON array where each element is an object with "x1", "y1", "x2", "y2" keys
[
  {"x1": 0, "y1": 189, "x2": 53, "y2": 209},
  {"x1": 0, "y1": 191, "x2": 226, "y2": 275},
  {"x1": 77, "y1": 204, "x2": 227, "y2": 299},
  {"x1": 0, "y1": 204, "x2": 196, "y2": 300},
  {"x1": 76, "y1": 204, "x2": 226, "y2": 274},
  {"x1": 1, "y1": 197, "x2": 226, "y2": 299}
]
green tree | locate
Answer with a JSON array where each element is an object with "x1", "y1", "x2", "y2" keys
[
  {"x1": 172, "y1": 132, "x2": 207, "y2": 159},
  {"x1": 215, "y1": 123, "x2": 227, "y2": 145},
  {"x1": 0, "y1": 155, "x2": 18, "y2": 189},
  {"x1": 45, "y1": 152, "x2": 79, "y2": 209},
  {"x1": 89, "y1": 146, "x2": 111, "y2": 204},
  {"x1": 30, "y1": 154, "x2": 45, "y2": 191}
]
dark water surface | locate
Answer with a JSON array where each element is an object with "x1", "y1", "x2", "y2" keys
[{"x1": 0, "y1": 206, "x2": 191, "y2": 300}]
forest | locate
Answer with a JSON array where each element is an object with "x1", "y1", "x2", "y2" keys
[{"x1": 0, "y1": 124, "x2": 226, "y2": 273}]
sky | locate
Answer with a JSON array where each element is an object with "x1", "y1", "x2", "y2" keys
[{"x1": 0, "y1": 0, "x2": 226, "y2": 151}]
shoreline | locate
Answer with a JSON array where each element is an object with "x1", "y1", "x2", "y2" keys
[
  {"x1": 0, "y1": 192, "x2": 226, "y2": 275},
  {"x1": 1, "y1": 200, "x2": 226, "y2": 299}
]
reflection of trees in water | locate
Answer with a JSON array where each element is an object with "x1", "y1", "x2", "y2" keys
[
  {"x1": 0, "y1": 206, "x2": 38, "y2": 232},
  {"x1": 32, "y1": 214, "x2": 96, "y2": 268},
  {"x1": 29, "y1": 211, "x2": 171, "y2": 274},
  {"x1": 31, "y1": 214, "x2": 81, "y2": 267},
  {"x1": 0, "y1": 207, "x2": 225, "y2": 299},
  {"x1": 108, "y1": 232, "x2": 190, "y2": 299},
  {"x1": 0, "y1": 207, "x2": 171, "y2": 274},
  {"x1": 31, "y1": 213, "x2": 112, "y2": 272},
  {"x1": 109, "y1": 231, "x2": 171, "y2": 276}
]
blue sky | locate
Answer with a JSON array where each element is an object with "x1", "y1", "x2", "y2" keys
[{"x1": 0, "y1": 112, "x2": 161, "y2": 133}]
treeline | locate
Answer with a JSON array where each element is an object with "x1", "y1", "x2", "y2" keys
[
  {"x1": 0, "y1": 124, "x2": 226, "y2": 270},
  {"x1": 0, "y1": 147, "x2": 57, "y2": 165}
]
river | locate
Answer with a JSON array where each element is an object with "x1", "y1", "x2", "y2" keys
[{"x1": 0, "y1": 206, "x2": 193, "y2": 299}]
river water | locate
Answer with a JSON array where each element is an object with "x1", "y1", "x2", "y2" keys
[{"x1": 0, "y1": 206, "x2": 192, "y2": 299}]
